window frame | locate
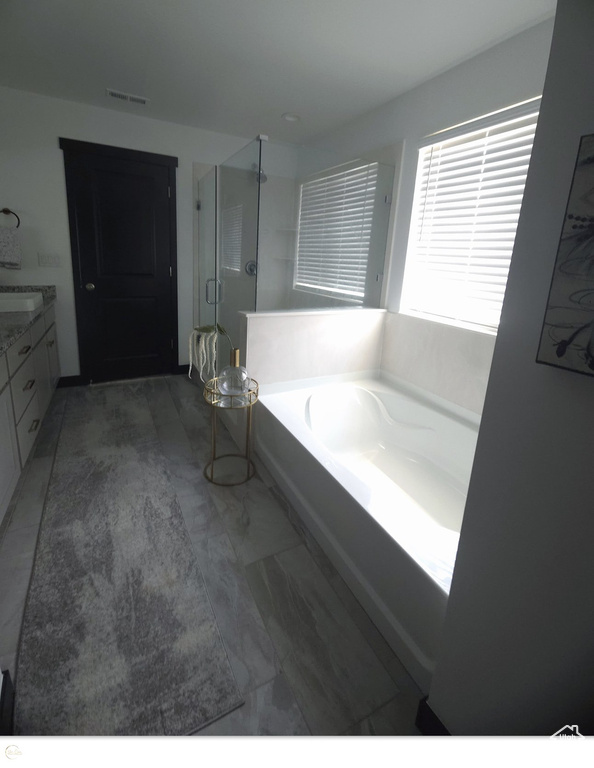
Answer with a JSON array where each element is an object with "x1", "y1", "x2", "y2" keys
[
  {"x1": 293, "y1": 159, "x2": 381, "y2": 304},
  {"x1": 220, "y1": 203, "x2": 243, "y2": 273},
  {"x1": 400, "y1": 97, "x2": 541, "y2": 333}
]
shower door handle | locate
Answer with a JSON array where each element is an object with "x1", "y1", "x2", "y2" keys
[{"x1": 206, "y1": 278, "x2": 221, "y2": 305}]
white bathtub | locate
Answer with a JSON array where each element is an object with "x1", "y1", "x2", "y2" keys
[{"x1": 256, "y1": 375, "x2": 479, "y2": 692}]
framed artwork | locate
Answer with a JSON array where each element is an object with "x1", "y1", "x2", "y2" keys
[{"x1": 537, "y1": 133, "x2": 594, "y2": 376}]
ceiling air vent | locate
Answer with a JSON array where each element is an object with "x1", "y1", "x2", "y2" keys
[{"x1": 105, "y1": 89, "x2": 150, "y2": 106}]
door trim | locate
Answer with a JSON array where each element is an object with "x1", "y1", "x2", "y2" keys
[
  {"x1": 59, "y1": 138, "x2": 179, "y2": 169},
  {"x1": 60, "y1": 139, "x2": 179, "y2": 383}
]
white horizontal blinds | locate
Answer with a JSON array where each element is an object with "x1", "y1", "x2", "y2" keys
[
  {"x1": 295, "y1": 162, "x2": 379, "y2": 301},
  {"x1": 221, "y1": 204, "x2": 243, "y2": 271},
  {"x1": 402, "y1": 107, "x2": 539, "y2": 328}
]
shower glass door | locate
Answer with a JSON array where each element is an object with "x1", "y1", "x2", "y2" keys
[
  {"x1": 196, "y1": 165, "x2": 217, "y2": 329},
  {"x1": 216, "y1": 138, "x2": 261, "y2": 360}
]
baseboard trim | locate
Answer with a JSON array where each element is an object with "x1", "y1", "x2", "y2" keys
[
  {"x1": 58, "y1": 365, "x2": 188, "y2": 388},
  {"x1": 57, "y1": 375, "x2": 87, "y2": 388},
  {"x1": 0, "y1": 669, "x2": 14, "y2": 736},
  {"x1": 416, "y1": 697, "x2": 450, "y2": 735}
]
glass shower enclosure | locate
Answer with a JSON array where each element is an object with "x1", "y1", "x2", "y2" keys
[
  {"x1": 215, "y1": 138, "x2": 262, "y2": 354},
  {"x1": 194, "y1": 135, "x2": 396, "y2": 369},
  {"x1": 195, "y1": 138, "x2": 262, "y2": 364}
]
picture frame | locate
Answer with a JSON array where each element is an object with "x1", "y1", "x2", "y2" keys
[{"x1": 537, "y1": 132, "x2": 594, "y2": 376}]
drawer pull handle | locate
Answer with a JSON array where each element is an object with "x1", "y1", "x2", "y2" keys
[
  {"x1": 23, "y1": 379, "x2": 36, "y2": 392},
  {"x1": 19, "y1": 345, "x2": 32, "y2": 356},
  {"x1": 28, "y1": 418, "x2": 40, "y2": 434}
]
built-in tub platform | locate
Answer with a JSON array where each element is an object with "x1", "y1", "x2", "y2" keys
[{"x1": 255, "y1": 375, "x2": 479, "y2": 692}]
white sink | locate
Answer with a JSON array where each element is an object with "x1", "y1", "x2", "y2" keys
[{"x1": 0, "y1": 291, "x2": 44, "y2": 312}]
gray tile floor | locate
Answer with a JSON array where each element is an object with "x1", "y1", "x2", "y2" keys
[{"x1": 0, "y1": 375, "x2": 423, "y2": 736}]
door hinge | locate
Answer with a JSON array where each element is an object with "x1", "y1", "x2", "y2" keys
[
  {"x1": 169, "y1": 266, "x2": 172, "y2": 278},
  {"x1": 171, "y1": 339, "x2": 174, "y2": 350},
  {"x1": 168, "y1": 186, "x2": 171, "y2": 199}
]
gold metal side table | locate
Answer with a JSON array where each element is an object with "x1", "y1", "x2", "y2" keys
[{"x1": 203, "y1": 377, "x2": 259, "y2": 486}]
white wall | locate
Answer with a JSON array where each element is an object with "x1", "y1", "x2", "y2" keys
[
  {"x1": 427, "y1": 0, "x2": 594, "y2": 734},
  {"x1": 256, "y1": 142, "x2": 396, "y2": 313},
  {"x1": 0, "y1": 86, "x2": 248, "y2": 376},
  {"x1": 309, "y1": 19, "x2": 554, "y2": 315},
  {"x1": 257, "y1": 173, "x2": 298, "y2": 311},
  {"x1": 307, "y1": 19, "x2": 554, "y2": 414}
]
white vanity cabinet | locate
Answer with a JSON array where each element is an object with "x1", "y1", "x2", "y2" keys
[
  {"x1": 0, "y1": 354, "x2": 20, "y2": 528},
  {"x1": 0, "y1": 301, "x2": 61, "y2": 525},
  {"x1": 31, "y1": 305, "x2": 59, "y2": 415},
  {"x1": 33, "y1": 335, "x2": 51, "y2": 416},
  {"x1": 44, "y1": 308, "x2": 60, "y2": 391},
  {"x1": 12, "y1": 303, "x2": 60, "y2": 467}
]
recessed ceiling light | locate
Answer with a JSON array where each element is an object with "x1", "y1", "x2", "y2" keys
[{"x1": 282, "y1": 112, "x2": 301, "y2": 122}]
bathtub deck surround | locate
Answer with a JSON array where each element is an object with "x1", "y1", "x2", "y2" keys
[
  {"x1": 256, "y1": 375, "x2": 479, "y2": 693},
  {"x1": 243, "y1": 307, "x2": 488, "y2": 694},
  {"x1": 242, "y1": 307, "x2": 496, "y2": 416},
  {"x1": 241, "y1": 308, "x2": 386, "y2": 387},
  {"x1": 0, "y1": 375, "x2": 421, "y2": 735}
]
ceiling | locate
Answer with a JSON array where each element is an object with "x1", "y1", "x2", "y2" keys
[{"x1": 0, "y1": 0, "x2": 556, "y2": 144}]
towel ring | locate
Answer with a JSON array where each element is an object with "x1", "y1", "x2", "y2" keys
[{"x1": 1, "y1": 208, "x2": 20, "y2": 228}]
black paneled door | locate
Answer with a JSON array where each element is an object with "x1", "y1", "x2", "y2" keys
[{"x1": 60, "y1": 139, "x2": 178, "y2": 383}]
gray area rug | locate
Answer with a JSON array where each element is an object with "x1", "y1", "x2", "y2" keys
[{"x1": 14, "y1": 383, "x2": 242, "y2": 735}]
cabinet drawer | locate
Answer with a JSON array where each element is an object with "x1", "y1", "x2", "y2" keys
[
  {"x1": 0, "y1": 353, "x2": 7, "y2": 392},
  {"x1": 30, "y1": 314, "x2": 45, "y2": 348},
  {"x1": 33, "y1": 337, "x2": 51, "y2": 416},
  {"x1": 46, "y1": 325, "x2": 60, "y2": 388},
  {"x1": 44, "y1": 303, "x2": 56, "y2": 330},
  {"x1": 0, "y1": 384, "x2": 21, "y2": 518},
  {"x1": 7, "y1": 328, "x2": 33, "y2": 376},
  {"x1": 10, "y1": 353, "x2": 37, "y2": 424},
  {"x1": 16, "y1": 392, "x2": 41, "y2": 468}
]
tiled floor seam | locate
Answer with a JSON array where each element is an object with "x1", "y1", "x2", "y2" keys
[
  {"x1": 185, "y1": 534, "x2": 246, "y2": 705},
  {"x1": 190, "y1": 514, "x2": 301, "y2": 705},
  {"x1": 239, "y1": 538, "x2": 304, "y2": 570},
  {"x1": 245, "y1": 526, "x2": 408, "y2": 698}
]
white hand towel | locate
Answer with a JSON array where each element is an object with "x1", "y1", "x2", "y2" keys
[{"x1": 0, "y1": 228, "x2": 22, "y2": 269}]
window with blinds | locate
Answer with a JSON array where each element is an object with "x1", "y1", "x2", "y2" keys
[
  {"x1": 221, "y1": 204, "x2": 243, "y2": 271},
  {"x1": 401, "y1": 101, "x2": 540, "y2": 329},
  {"x1": 294, "y1": 162, "x2": 379, "y2": 302}
]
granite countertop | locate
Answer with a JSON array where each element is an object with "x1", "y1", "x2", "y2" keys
[{"x1": 0, "y1": 285, "x2": 57, "y2": 355}]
